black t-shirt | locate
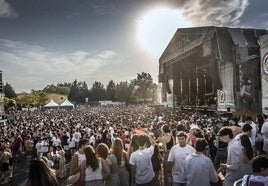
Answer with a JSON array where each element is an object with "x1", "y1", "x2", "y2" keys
[{"x1": 62, "y1": 134, "x2": 69, "y2": 145}]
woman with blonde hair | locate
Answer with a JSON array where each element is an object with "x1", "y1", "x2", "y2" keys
[
  {"x1": 80, "y1": 145, "x2": 110, "y2": 186},
  {"x1": 127, "y1": 134, "x2": 139, "y2": 159},
  {"x1": 57, "y1": 146, "x2": 66, "y2": 179},
  {"x1": 111, "y1": 138, "x2": 129, "y2": 186}
]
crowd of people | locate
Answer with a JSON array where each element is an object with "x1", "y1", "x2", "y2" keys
[{"x1": 0, "y1": 105, "x2": 267, "y2": 186}]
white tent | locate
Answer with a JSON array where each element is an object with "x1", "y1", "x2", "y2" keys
[
  {"x1": 43, "y1": 99, "x2": 59, "y2": 108},
  {"x1": 60, "y1": 99, "x2": 74, "y2": 108}
]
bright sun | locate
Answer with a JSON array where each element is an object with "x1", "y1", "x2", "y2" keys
[{"x1": 137, "y1": 7, "x2": 191, "y2": 57}]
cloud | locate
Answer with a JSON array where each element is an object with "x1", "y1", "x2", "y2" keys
[
  {"x1": 90, "y1": 1, "x2": 116, "y2": 16},
  {"x1": 181, "y1": 0, "x2": 249, "y2": 26},
  {"x1": 96, "y1": 50, "x2": 121, "y2": 59},
  {"x1": 0, "y1": 39, "x2": 127, "y2": 92},
  {"x1": 0, "y1": 0, "x2": 18, "y2": 18},
  {"x1": 65, "y1": 12, "x2": 80, "y2": 19}
]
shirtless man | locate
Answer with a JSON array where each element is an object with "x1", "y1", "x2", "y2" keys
[{"x1": 0, "y1": 147, "x2": 12, "y2": 184}]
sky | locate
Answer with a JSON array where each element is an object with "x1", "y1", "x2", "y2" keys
[{"x1": 0, "y1": 0, "x2": 267, "y2": 93}]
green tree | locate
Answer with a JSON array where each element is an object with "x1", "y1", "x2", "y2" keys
[
  {"x1": 133, "y1": 72, "x2": 155, "y2": 100},
  {"x1": 33, "y1": 90, "x2": 49, "y2": 106},
  {"x1": 4, "y1": 97, "x2": 16, "y2": 111},
  {"x1": 4, "y1": 83, "x2": 17, "y2": 98},
  {"x1": 148, "y1": 83, "x2": 158, "y2": 102},
  {"x1": 106, "y1": 80, "x2": 116, "y2": 101},
  {"x1": 43, "y1": 84, "x2": 57, "y2": 93},
  {"x1": 16, "y1": 93, "x2": 36, "y2": 108},
  {"x1": 43, "y1": 84, "x2": 70, "y2": 95},
  {"x1": 68, "y1": 80, "x2": 90, "y2": 103},
  {"x1": 68, "y1": 79, "x2": 78, "y2": 102},
  {"x1": 89, "y1": 81, "x2": 107, "y2": 101},
  {"x1": 115, "y1": 81, "x2": 135, "y2": 102},
  {"x1": 57, "y1": 86, "x2": 70, "y2": 95}
]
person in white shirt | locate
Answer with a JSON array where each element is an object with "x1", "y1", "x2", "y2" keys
[
  {"x1": 241, "y1": 155, "x2": 268, "y2": 186},
  {"x1": 218, "y1": 127, "x2": 243, "y2": 186},
  {"x1": 89, "y1": 132, "x2": 96, "y2": 147},
  {"x1": 129, "y1": 134, "x2": 155, "y2": 186},
  {"x1": 167, "y1": 131, "x2": 195, "y2": 186},
  {"x1": 41, "y1": 138, "x2": 49, "y2": 156},
  {"x1": 261, "y1": 117, "x2": 268, "y2": 155},
  {"x1": 52, "y1": 134, "x2": 61, "y2": 151},
  {"x1": 80, "y1": 145, "x2": 110, "y2": 185},
  {"x1": 73, "y1": 130, "x2": 82, "y2": 149},
  {"x1": 183, "y1": 138, "x2": 218, "y2": 186},
  {"x1": 35, "y1": 138, "x2": 43, "y2": 157},
  {"x1": 234, "y1": 124, "x2": 253, "y2": 146}
]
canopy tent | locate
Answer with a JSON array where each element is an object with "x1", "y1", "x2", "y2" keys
[
  {"x1": 43, "y1": 99, "x2": 59, "y2": 108},
  {"x1": 60, "y1": 99, "x2": 74, "y2": 108}
]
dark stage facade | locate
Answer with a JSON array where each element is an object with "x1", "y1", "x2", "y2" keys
[{"x1": 158, "y1": 26, "x2": 268, "y2": 114}]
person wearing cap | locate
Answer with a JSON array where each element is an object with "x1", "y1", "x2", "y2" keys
[{"x1": 187, "y1": 125, "x2": 200, "y2": 147}]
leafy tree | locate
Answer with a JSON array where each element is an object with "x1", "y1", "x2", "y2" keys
[
  {"x1": 4, "y1": 83, "x2": 17, "y2": 98},
  {"x1": 115, "y1": 81, "x2": 135, "y2": 102},
  {"x1": 57, "y1": 86, "x2": 70, "y2": 95},
  {"x1": 16, "y1": 90, "x2": 49, "y2": 108},
  {"x1": 16, "y1": 93, "x2": 36, "y2": 108},
  {"x1": 43, "y1": 84, "x2": 70, "y2": 95},
  {"x1": 133, "y1": 72, "x2": 155, "y2": 100},
  {"x1": 68, "y1": 80, "x2": 90, "y2": 103},
  {"x1": 43, "y1": 84, "x2": 57, "y2": 93},
  {"x1": 33, "y1": 90, "x2": 49, "y2": 106},
  {"x1": 78, "y1": 81, "x2": 90, "y2": 103},
  {"x1": 89, "y1": 81, "x2": 107, "y2": 101},
  {"x1": 68, "y1": 79, "x2": 78, "y2": 102},
  {"x1": 148, "y1": 83, "x2": 158, "y2": 102},
  {"x1": 106, "y1": 80, "x2": 116, "y2": 101},
  {"x1": 4, "y1": 97, "x2": 16, "y2": 111}
]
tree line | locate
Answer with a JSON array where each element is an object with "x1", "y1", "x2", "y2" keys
[{"x1": 3, "y1": 72, "x2": 157, "y2": 110}]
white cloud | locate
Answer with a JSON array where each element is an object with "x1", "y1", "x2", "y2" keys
[
  {"x1": 0, "y1": 39, "x2": 129, "y2": 92},
  {"x1": 90, "y1": 1, "x2": 116, "y2": 16},
  {"x1": 96, "y1": 50, "x2": 121, "y2": 60},
  {"x1": 181, "y1": 0, "x2": 249, "y2": 26},
  {"x1": 0, "y1": 0, "x2": 18, "y2": 18}
]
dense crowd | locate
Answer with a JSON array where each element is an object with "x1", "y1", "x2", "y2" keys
[{"x1": 0, "y1": 105, "x2": 267, "y2": 186}]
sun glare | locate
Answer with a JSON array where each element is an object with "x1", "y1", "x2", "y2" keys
[{"x1": 137, "y1": 7, "x2": 191, "y2": 57}]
